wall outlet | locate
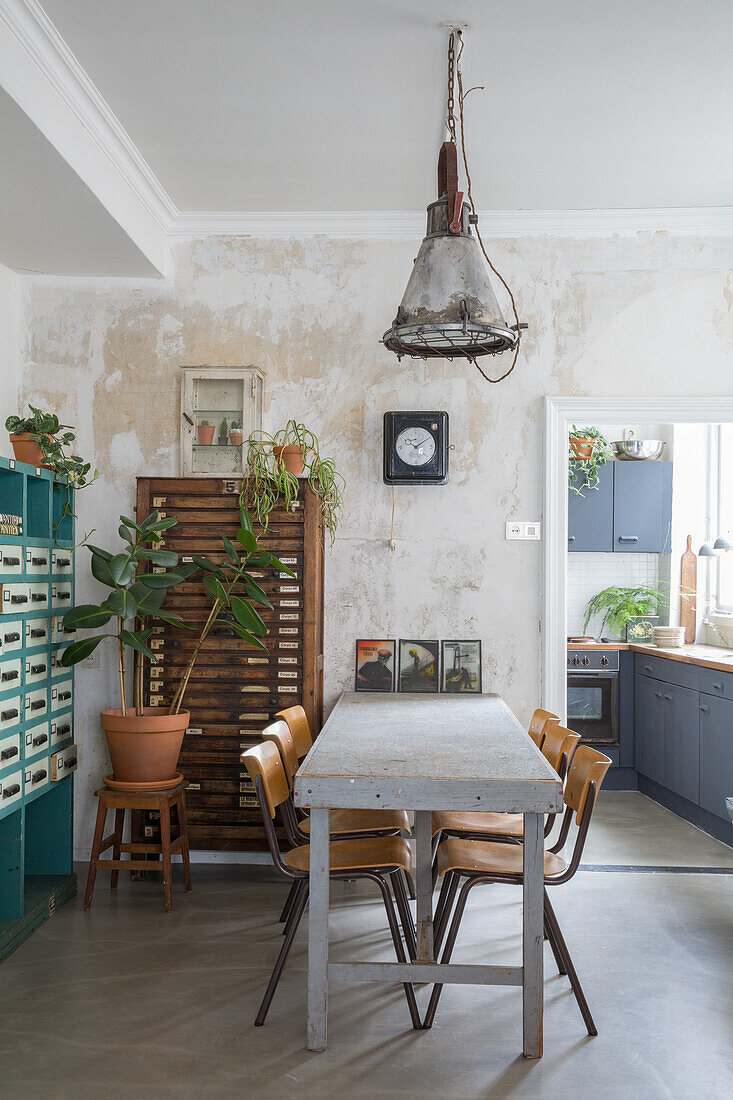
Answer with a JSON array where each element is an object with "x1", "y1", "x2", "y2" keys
[
  {"x1": 81, "y1": 651, "x2": 99, "y2": 669},
  {"x1": 623, "y1": 427, "x2": 636, "y2": 440},
  {"x1": 506, "y1": 521, "x2": 541, "y2": 541}
]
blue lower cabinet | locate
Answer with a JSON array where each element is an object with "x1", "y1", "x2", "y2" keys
[
  {"x1": 699, "y1": 695, "x2": 733, "y2": 820},
  {"x1": 635, "y1": 674, "x2": 665, "y2": 785},
  {"x1": 663, "y1": 683, "x2": 700, "y2": 805}
]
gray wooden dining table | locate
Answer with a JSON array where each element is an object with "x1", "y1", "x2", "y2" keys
[{"x1": 293, "y1": 692, "x2": 563, "y2": 1057}]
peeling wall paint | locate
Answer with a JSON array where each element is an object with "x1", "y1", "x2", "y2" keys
[{"x1": 16, "y1": 233, "x2": 733, "y2": 855}]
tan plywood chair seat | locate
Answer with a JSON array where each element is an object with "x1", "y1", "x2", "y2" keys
[
  {"x1": 301, "y1": 808, "x2": 411, "y2": 837},
  {"x1": 284, "y1": 836, "x2": 412, "y2": 874},
  {"x1": 431, "y1": 809, "x2": 524, "y2": 837},
  {"x1": 436, "y1": 836, "x2": 567, "y2": 879}
]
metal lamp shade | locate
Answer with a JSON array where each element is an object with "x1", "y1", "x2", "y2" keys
[
  {"x1": 713, "y1": 535, "x2": 733, "y2": 551},
  {"x1": 383, "y1": 143, "x2": 518, "y2": 362},
  {"x1": 698, "y1": 541, "x2": 719, "y2": 556}
]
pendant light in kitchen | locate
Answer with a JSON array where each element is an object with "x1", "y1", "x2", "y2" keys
[{"x1": 382, "y1": 30, "x2": 524, "y2": 383}]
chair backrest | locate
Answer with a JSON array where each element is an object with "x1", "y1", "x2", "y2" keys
[
  {"x1": 261, "y1": 720, "x2": 299, "y2": 787},
  {"x1": 241, "y1": 742, "x2": 290, "y2": 819},
  {"x1": 528, "y1": 708, "x2": 560, "y2": 748},
  {"x1": 563, "y1": 744, "x2": 612, "y2": 824},
  {"x1": 275, "y1": 705, "x2": 313, "y2": 760},
  {"x1": 541, "y1": 722, "x2": 581, "y2": 778}
]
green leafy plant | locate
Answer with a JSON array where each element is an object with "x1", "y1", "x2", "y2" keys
[
  {"x1": 243, "y1": 420, "x2": 345, "y2": 546},
  {"x1": 569, "y1": 425, "x2": 611, "y2": 496},
  {"x1": 230, "y1": 420, "x2": 241, "y2": 431},
  {"x1": 5, "y1": 404, "x2": 98, "y2": 542},
  {"x1": 200, "y1": 420, "x2": 212, "y2": 426},
  {"x1": 166, "y1": 504, "x2": 295, "y2": 714},
  {"x1": 583, "y1": 585, "x2": 668, "y2": 638},
  {"x1": 59, "y1": 511, "x2": 196, "y2": 715}
]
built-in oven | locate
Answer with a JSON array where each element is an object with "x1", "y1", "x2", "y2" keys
[{"x1": 566, "y1": 649, "x2": 619, "y2": 745}]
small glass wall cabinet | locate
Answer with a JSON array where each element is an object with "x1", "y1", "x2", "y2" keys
[{"x1": 180, "y1": 366, "x2": 264, "y2": 477}]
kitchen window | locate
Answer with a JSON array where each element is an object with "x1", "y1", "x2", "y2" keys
[{"x1": 715, "y1": 424, "x2": 733, "y2": 612}]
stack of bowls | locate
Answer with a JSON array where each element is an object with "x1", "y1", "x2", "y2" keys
[{"x1": 652, "y1": 625, "x2": 686, "y2": 648}]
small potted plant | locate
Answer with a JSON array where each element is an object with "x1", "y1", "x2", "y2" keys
[
  {"x1": 583, "y1": 585, "x2": 667, "y2": 640},
  {"x1": 218, "y1": 418, "x2": 229, "y2": 446},
  {"x1": 244, "y1": 421, "x2": 345, "y2": 546},
  {"x1": 229, "y1": 420, "x2": 243, "y2": 447},
  {"x1": 197, "y1": 420, "x2": 215, "y2": 445},
  {"x1": 6, "y1": 405, "x2": 71, "y2": 468},
  {"x1": 569, "y1": 425, "x2": 611, "y2": 496}
]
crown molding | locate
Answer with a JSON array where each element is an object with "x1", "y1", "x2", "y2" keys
[{"x1": 169, "y1": 206, "x2": 733, "y2": 239}]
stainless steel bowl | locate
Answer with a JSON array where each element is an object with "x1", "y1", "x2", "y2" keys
[{"x1": 612, "y1": 439, "x2": 666, "y2": 461}]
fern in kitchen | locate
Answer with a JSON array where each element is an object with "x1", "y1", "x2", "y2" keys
[{"x1": 583, "y1": 585, "x2": 667, "y2": 638}]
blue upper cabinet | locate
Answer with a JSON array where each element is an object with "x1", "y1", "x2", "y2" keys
[
  {"x1": 568, "y1": 462, "x2": 614, "y2": 552},
  {"x1": 569, "y1": 461, "x2": 672, "y2": 553},
  {"x1": 613, "y1": 462, "x2": 672, "y2": 553}
]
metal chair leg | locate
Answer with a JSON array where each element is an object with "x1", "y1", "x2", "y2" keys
[
  {"x1": 404, "y1": 870, "x2": 416, "y2": 901},
  {"x1": 282, "y1": 879, "x2": 307, "y2": 939},
  {"x1": 278, "y1": 880, "x2": 298, "y2": 924},
  {"x1": 392, "y1": 868, "x2": 417, "y2": 961},
  {"x1": 544, "y1": 890, "x2": 597, "y2": 1036},
  {"x1": 255, "y1": 880, "x2": 309, "y2": 1026},
  {"x1": 375, "y1": 873, "x2": 422, "y2": 1030},
  {"x1": 423, "y1": 877, "x2": 473, "y2": 1029},
  {"x1": 544, "y1": 904, "x2": 566, "y2": 975},
  {"x1": 433, "y1": 872, "x2": 460, "y2": 956}
]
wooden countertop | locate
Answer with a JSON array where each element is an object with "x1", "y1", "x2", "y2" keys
[{"x1": 568, "y1": 640, "x2": 733, "y2": 673}]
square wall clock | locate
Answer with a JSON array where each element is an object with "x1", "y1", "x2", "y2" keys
[{"x1": 383, "y1": 411, "x2": 448, "y2": 485}]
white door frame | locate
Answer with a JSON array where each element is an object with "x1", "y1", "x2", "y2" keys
[{"x1": 542, "y1": 395, "x2": 733, "y2": 720}]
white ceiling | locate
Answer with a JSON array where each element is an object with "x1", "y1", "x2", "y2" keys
[
  {"x1": 38, "y1": 0, "x2": 733, "y2": 212},
  {"x1": 0, "y1": 85, "x2": 158, "y2": 275}
]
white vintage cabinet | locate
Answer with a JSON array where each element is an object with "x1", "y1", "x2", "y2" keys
[{"x1": 179, "y1": 366, "x2": 265, "y2": 477}]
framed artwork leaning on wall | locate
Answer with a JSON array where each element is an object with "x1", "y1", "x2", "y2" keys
[
  {"x1": 441, "y1": 640, "x2": 482, "y2": 693},
  {"x1": 355, "y1": 639, "x2": 396, "y2": 692},
  {"x1": 398, "y1": 640, "x2": 439, "y2": 692}
]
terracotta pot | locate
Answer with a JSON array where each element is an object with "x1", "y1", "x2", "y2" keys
[
  {"x1": 273, "y1": 444, "x2": 305, "y2": 475},
  {"x1": 569, "y1": 436, "x2": 595, "y2": 460},
  {"x1": 197, "y1": 424, "x2": 215, "y2": 445},
  {"x1": 101, "y1": 707, "x2": 190, "y2": 785},
  {"x1": 229, "y1": 430, "x2": 243, "y2": 446},
  {"x1": 9, "y1": 432, "x2": 54, "y2": 469}
]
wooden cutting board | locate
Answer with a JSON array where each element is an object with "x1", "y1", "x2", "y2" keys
[{"x1": 680, "y1": 534, "x2": 697, "y2": 644}]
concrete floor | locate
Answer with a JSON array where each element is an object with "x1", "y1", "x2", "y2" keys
[{"x1": 1, "y1": 792, "x2": 732, "y2": 1100}]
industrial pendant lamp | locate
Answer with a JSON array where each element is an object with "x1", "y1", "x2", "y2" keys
[{"x1": 382, "y1": 30, "x2": 524, "y2": 382}]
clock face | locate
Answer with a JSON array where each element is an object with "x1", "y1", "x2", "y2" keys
[{"x1": 395, "y1": 426, "x2": 436, "y2": 467}]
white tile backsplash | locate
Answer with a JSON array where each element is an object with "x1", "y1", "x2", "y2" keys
[{"x1": 568, "y1": 553, "x2": 665, "y2": 638}]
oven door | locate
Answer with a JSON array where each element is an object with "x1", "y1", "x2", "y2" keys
[{"x1": 567, "y1": 672, "x2": 619, "y2": 744}]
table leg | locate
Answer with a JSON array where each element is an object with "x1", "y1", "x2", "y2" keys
[
  {"x1": 523, "y1": 812, "x2": 544, "y2": 1058},
  {"x1": 414, "y1": 810, "x2": 434, "y2": 962},
  {"x1": 307, "y1": 807, "x2": 330, "y2": 1051}
]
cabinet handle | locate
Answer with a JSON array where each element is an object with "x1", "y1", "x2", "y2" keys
[
  {"x1": 663, "y1": 694, "x2": 672, "y2": 702},
  {"x1": 32, "y1": 734, "x2": 48, "y2": 747},
  {"x1": 567, "y1": 536, "x2": 576, "y2": 542},
  {"x1": 32, "y1": 769, "x2": 47, "y2": 783},
  {"x1": 1, "y1": 670, "x2": 18, "y2": 682},
  {"x1": 644, "y1": 665, "x2": 653, "y2": 672},
  {"x1": 3, "y1": 557, "x2": 20, "y2": 566},
  {"x1": 712, "y1": 682, "x2": 724, "y2": 692},
  {"x1": 3, "y1": 633, "x2": 20, "y2": 643},
  {"x1": 700, "y1": 705, "x2": 710, "y2": 713},
  {"x1": 2, "y1": 784, "x2": 20, "y2": 798},
  {"x1": 618, "y1": 535, "x2": 639, "y2": 542},
  {"x1": 654, "y1": 691, "x2": 663, "y2": 698},
  {"x1": 1, "y1": 709, "x2": 19, "y2": 721},
  {"x1": 0, "y1": 746, "x2": 18, "y2": 760}
]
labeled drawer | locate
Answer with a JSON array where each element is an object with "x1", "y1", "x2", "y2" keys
[
  {"x1": 51, "y1": 549, "x2": 73, "y2": 574},
  {"x1": 1, "y1": 583, "x2": 30, "y2": 612},
  {"x1": 51, "y1": 744, "x2": 78, "y2": 781},
  {"x1": 51, "y1": 680, "x2": 73, "y2": 712},
  {"x1": 50, "y1": 716, "x2": 73, "y2": 748},
  {"x1": 27, "y1": 582, "x2": 50, "y2": 610},
  {"x1": 50, "y1": 649, "x2": 70, "y2": 677},
  {"x1": 26, "y1": 546, "x2": 51, "y2": 575},
  {"x1": 51, "y1": 582, "x2": 73, "y2": 609},
  {"x1": 25, "y1": 723, "x2": 50, "y2": 758},
  {"x1": 24, "y1": 756, "x2": 50, "y2": 795},
  {"x1": 0, "y1": 545, "x2": 23, "y2": 575},
  {"x1": 52, "y1": 615, "x2": 76, "y2": 644},
  {"x1": 25, "y1": 655, "x2": 49, "y2": 685},
  {"x1": 26, "y1": 619, "x2": 50, "y2": 647},
  {"x1": 0, "y1": 731, "x2": 21, "y2": 769},
  {"x1": 699, "y1": 666, "x2": 733, "y2": 702},
  {"x1": 0, "y1": 658, "x2": 22, "y2": 690},
  {"x1": 635, "y1": 653, "x2": 700, "y2": 691},
  {"x1": 0, "y1": 769, "x2": 22, "y2": 814},
  {"x1": 1, "y1": 620, "x2": 23, "y2": 653},
  {"x1": 24, "y1": 687, "x2": 48, "y2": 719},
  {"x1": 0, "y1": 695, "x2": 22, "y2": 730}
]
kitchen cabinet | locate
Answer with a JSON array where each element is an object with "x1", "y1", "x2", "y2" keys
[
  {"x1": 568, "y1": 462, "x2": 672, "y2": 554},
  {"x1": 662, "y1": 683, "x2": 700, "y2": 804},
  {"x1": 613, "y1": 462, "x2": 673, "y2": 553},
  {"x1": 568, "y1": 463, "x2": 613, "y2": 552},
  {"x1": 699, "y1": 695, "x2": 733, "y2": 819},
  {"x1": 635, "y1": 673, "x2": 665, "y2": 785}
]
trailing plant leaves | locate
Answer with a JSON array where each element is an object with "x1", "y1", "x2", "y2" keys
[
  {"x1": 120, "y1": 629, "x2": 158, "y2": 663},
  {"x1": 138, "y1": 548, "x2": 179, "y2": 567},
  {"x1": 60, "y1": 634, "x2": 107, "y2": 666},
  {"x1": 102, "y1": 589, "x2": 137, "y2": 620},
  {"x1": 230, "y1": 596, "x2": 267, "y2": 636},
  {"x1": 62, "y1": 603, "x2": 113, "y2": 629},
  {"x1": 90, "y1": 552, "x2": 116, "y2": 588}
]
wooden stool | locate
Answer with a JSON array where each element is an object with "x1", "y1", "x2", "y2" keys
[{"x1": 84, "y1": 781, "x2": 191, "y2": 912}]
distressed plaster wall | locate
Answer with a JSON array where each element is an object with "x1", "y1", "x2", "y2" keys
[
  {"x1": 16, "y1": 233, "x2": 733, "y2": 855},
  {"x1": 0, "y1": 262, "x2": 19, "y2": 427}
]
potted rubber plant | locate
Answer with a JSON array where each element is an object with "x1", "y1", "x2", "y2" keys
[
  {"x1": 569, "y1": 425, "x2": 611, "y2": 496},
  {"x1": 244, "y1": 420, "x2": 345, "y2": 546}
]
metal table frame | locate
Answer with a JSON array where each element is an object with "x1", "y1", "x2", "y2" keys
[{"x1": 294, "y1": 692, "x2": 562, "y2": 1058}]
